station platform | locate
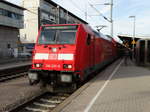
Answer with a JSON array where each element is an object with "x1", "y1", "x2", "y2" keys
[{"x1": 60, "y1": 59, "x2": 150, "y2": 112}]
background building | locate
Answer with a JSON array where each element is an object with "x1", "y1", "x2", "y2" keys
[
  {"x1": 0, "y1": 0, "x2": 24, "y2": 58},
  {"x1": 20, "y1": 0, "x2": 87, "y2": 43}
]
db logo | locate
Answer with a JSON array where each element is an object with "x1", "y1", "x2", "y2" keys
[{"x1": 49, "y1": 54, "x2": 58, "y2": 60}]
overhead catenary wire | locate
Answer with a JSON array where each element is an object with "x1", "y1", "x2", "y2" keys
[
  {"x1": 88, "y1": 3, "x2": 111, "y2": 23},
  {"x1": 69, "y1": 0, "x2": 85, "y2": 13},
  {"x1": 68, "y1": 0, "x2": 93, "y2": 21},
  {"x1": 67, "y1": 0, "x2": 108, "y2": 27},
  {"x1": 87, "y1": 0, "x2": 112, "y2": 21}
]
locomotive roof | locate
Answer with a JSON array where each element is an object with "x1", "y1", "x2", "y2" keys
[
  {"x1": 91, "y1": 29, "x2": 112, "y2": 42},
  {"x1": 41, "y1": 24, "x2": 112, "y2": 42}
]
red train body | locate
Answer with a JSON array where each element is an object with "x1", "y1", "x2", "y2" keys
[{"x1": 28, "y1": 24, "x2": 117, "y2": 91}]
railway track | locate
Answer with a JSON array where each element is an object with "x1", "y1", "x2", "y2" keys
[
  {"x1": 0, "y1": 72, "x2": 27, "y2": 82},
  {"x1": 7, "y1": 60, "x2": 118, "y2": 112},
  {"x1": 0, "y1": 65, "x2": 30, "y2": 82},
  {"x1": 10, "y1": 92, "x2": 71, "y2": 112}
]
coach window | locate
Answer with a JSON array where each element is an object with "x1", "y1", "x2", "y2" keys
[{"x1": 87, "y1": 34, "x2": 91, "y2": 45}]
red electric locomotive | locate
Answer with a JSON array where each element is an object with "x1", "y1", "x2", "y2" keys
[{"x1": 28, "y1": 24, "x2": 117, "y2": 92}]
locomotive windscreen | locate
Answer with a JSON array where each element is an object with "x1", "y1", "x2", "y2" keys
[{"x1": 38, "y1": 25, "x2": 78, "y2": 44}]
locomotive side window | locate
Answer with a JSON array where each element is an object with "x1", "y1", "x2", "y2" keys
[
  {"x1": 38, "y1": 26, "x2": 78, "y2": 44},
  {"x1": 87, "y1": 34, "x2": 91, "y2": 45}
]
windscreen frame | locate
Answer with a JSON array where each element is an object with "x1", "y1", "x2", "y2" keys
[{"x1": 37, "y1": 25, "x2": 78, "y2": 45}]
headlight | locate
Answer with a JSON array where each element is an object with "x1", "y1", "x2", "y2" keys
[
  {"x1": 68, "y1": 65, "x2": 72, "y2": 69},
  {"x1": 63, "y1": 64, "x2": 72, "y2": 69},
  {"x1": 34, "y1": 63, "x2": 43, "y2": 68}
]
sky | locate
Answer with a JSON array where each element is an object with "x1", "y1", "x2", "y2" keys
[{"x1": 6, "y1": 0, "x2": 150, "y2": 41}]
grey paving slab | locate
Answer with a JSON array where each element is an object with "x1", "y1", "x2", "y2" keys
[{"x1": 61, "y1": 59, "x2": 150, "y2": 112}]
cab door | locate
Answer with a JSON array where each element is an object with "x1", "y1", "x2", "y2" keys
[
  {"x1": 87, "y1": 34, "x2": 95, "y2": 71},
  {"x1": 91, "y1": 35, "x2": 95, "y2": 68}
]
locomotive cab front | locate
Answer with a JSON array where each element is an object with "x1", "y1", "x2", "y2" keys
[{"x1": 28, "y1": 25, "x2": 79, "y2": 91}]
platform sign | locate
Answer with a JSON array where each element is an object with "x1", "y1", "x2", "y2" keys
[{"x1": 131, "y1": 40, "x2": 136, "y2": 44}]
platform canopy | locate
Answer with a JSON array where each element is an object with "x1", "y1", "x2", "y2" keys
[{"x1": 118, "y1": 35, "x2": 140, "y2": 48}]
